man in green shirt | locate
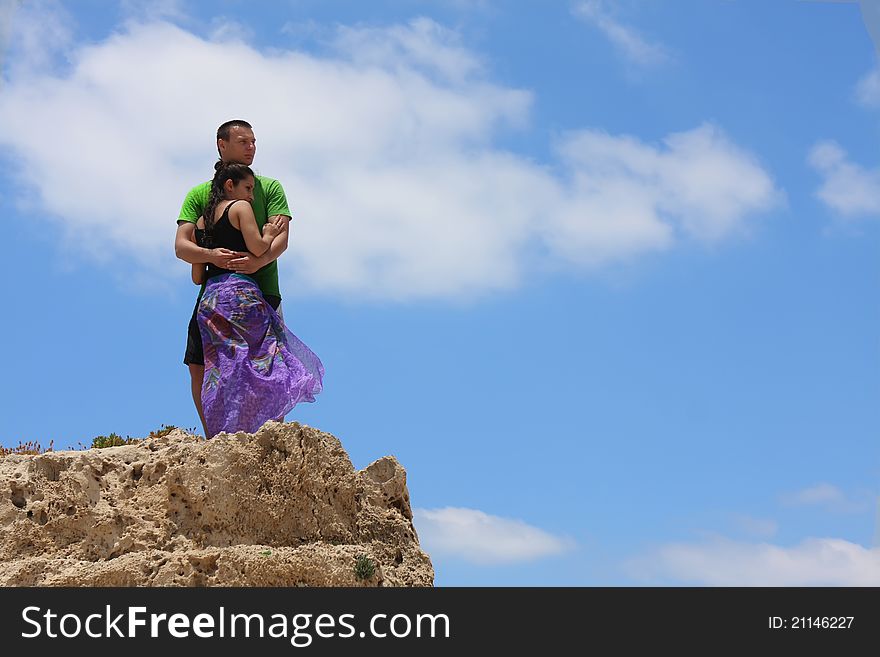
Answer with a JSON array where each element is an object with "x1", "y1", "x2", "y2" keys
[{"x1": 174, "y1": 119, "x2": 292, "y2": 436}]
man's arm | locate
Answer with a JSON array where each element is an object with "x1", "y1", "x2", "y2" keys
[
  {"x1": 175, "y1": 184, "x2": 245, "y2": 268},
  {"x1": 226, "y1": 215, "x2": 290, "y2": 274},
  {"x1": 175, "y1": 221, "x2": 245, "y2": 268},
  {"x1": 262, "y1": 214, "x2": 291, "y2": 262},
  {"x1": 192, "y1": 263, "x2": 207, "y2": 285}
]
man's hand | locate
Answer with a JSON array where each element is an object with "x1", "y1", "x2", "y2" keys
[
  {"x1": 227, "y1": 252, "x2": 265, "y2": 275},
  {"x1": 209, "y1": 248, "x2": 247, "y2": 269}
]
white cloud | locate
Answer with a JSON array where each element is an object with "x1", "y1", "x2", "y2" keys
[
  {"x1": 3, "y1": 0, "x2": 72, "y2": 80},
  {"x1": 780, "y1": 482, "x2": 871, "y2": 514},
  {"x1": 548, "y1": 124, "x2": 781, "y2": 261},
  {"x1": 809, "y1": 140, "x2": 880, "y2": 218},
  {"x1": 731, "y1": 514, "x2": 778, "y2": 539},
  {"x1": 573, "y1": 1, "x2": 672, "y2": 68},
  {"x1": 331, "y1": 17, "x2": 484, "y2": 83},
  {"x1": 855, "y1": 67, "x2": 880, "y2": 108},
  {"x1": 0, "y1": 15, "x2": 781, "y2": 301},
  {"x1": 413, "y1": 507, "x2": 575, "y2": 564},
  {"x1": 0, "y1": 0, "x2": 19, "y2": 74},
  {"x1": 628, "y1": 537, "x2": 880, "y2": 585},
  {"x1": 120, "y1": 0, "x2": 188, "y2": 24},
  {"x1": 782, "y1": 482, "x2": 846, "y2": 506},
  {"x1": 207, "y1": 17, "x2": 255, "y2": 45}
]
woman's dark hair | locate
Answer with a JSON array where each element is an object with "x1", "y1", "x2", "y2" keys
[{"x1": 202, "y1": 160, "x2": 254, "y2": 247}]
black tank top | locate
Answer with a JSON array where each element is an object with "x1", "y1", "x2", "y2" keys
[{"x1": 196, "y1": 200, "x2": 249, "y2": 281}]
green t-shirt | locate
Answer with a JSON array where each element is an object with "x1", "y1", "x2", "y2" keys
[{"x1": 177, "y1": 175, "x2": 291, "y2": 298}]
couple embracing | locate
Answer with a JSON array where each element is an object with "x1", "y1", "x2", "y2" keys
[{"x1": 174, "y1": 119, "x2": 323, "y2": 439}]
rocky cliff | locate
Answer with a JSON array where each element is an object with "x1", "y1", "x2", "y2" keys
[{"x1": 0, "y1": 422, "x2": 433, "y2": 586}]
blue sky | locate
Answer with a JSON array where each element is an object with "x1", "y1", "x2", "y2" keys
[{"x1": 1, "y1": 0, "x2": 878, "y2": 586}]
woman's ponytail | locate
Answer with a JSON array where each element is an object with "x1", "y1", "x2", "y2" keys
[{"x1": 202, "y1": 160, "x2": 253, "y2": 246}]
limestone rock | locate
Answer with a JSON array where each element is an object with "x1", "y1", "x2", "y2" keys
[{"x1": 0, "y1": 422, "x2": 433, "y2": 587}]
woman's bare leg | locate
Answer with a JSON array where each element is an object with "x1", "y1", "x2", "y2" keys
[{"x1": 188, "y1": 363, "x2": 209, "y2": 438}]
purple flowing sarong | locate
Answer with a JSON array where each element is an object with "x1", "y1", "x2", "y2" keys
[{"x1": 197, "y1": 273, "x2": 324, "y2": 438}]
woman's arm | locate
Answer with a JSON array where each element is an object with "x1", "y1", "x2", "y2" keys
[
  {"x1": 225, "y1": 216, "x2": 289, "y2": 275},
  {"x1": 232, "y1": 202, "x2": 280, "y2": 257}
]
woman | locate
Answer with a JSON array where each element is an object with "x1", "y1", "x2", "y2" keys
[{"x1": 192, "y1": 160, "x2": 323, "y2": 438}]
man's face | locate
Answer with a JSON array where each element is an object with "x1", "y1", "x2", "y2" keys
[{"x1": 218, "y1": 126, "x2": 256, "y2": 165}]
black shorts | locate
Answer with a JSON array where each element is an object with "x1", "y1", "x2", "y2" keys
[{"x1": 183, "y1": 289, "x2": 281, "y2": 366}]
